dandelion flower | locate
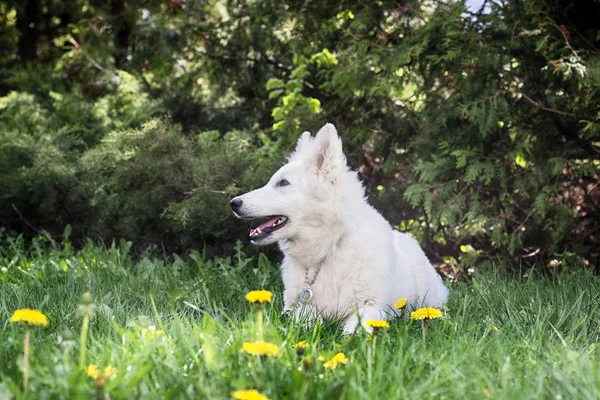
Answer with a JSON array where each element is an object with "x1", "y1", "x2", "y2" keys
[
  {"x1": 365, "y1": 320, "x2": 389, "y2": 329},
  {"x1": 232, "y1": 389, "x2": 269, "y2": 400},
  {"x1": 9, "y1": 308, "x2": 48, "y2": 391},
  {"x1": 394, "y1": 298, "x2": 408, "y2": 309},
  {"x1": 86, "y1": 364, "x2": 116, "y2": 380},
  {"x1": 492, "y1": 325, "x2": 499, "y2": 332},
  {"x1": 410, "y1": 307, "x2": 443, "y2": 321},
  {"x1": 10, "y1": 308, "x2": 49, "y2": 327},
  {"x1": 245, "y1": 290, "x2": 273, "y2": 304},
  {"x1": 242, "y1": 341, "x2": 280, "y2": 357},
  {"x1": 323, "y1": 352, "x2": 348, "y2": 369},
  {"x1": 86, "y1": 364, "x2": 101, "y2": 379},
  {"x1": 103, "y1": 365, "x2": 117, "y2": 379},
  {"x1": 245, "y1": 291, "x2": 272, "y2": 340},
  {"x1": 293, "y1": 340, "x2": 309, "y2": 357}
]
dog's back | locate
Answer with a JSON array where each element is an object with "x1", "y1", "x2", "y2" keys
[{"x1": 392, "y1": 231, "x2": 448, "y2": 309}]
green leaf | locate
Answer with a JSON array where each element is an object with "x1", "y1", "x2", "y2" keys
[
  {"x1": 268, "y1": 89, "x2": 283, "y2": 100},
  {"x1": 306, "y1": 98, "x2": 321, "y2": 114},
  {"x1": 63, "y1": 224, "x2": 72, "y2": 239},
  {"x1": 198, "y1": 130, "x2": 220, "y2": 144},
  {"x1": 515, "y1": 154, "x2": 528, "y2": 168},
  {"x1": 266, "y1": 78, "x2": 284, "y2": 90},
  {"x1": 290, "y1": 65, "x2": 309, "y2": 79},
  {"x1": 311, "y1": 48, "x2": 339, "y2": 68},
  {"x1": 282, "y1": 93, "x2": 297, "y2": 107},
  {"x1": 271, "y1": 107, "x2": 286, "y2": 121},
  {"x1": 272, "y1": 120, "x2": 285, "y2": 131},
  {"x1": 460, "y1": 244, "x2": 475, "y2": 253},
  {"x1": 258, "y1": 253, "x2": 271, "y2": 270},
  {"x1": 284, "y1": 80, "x2": 302, "y2": 92}
]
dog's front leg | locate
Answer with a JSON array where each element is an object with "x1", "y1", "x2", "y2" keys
[
  {"x1": 342, "y1": 305, "x2": 385, "y2": 335},
  {"x1": 283, "y1": 285, "x2": 302, "y2": 314}
]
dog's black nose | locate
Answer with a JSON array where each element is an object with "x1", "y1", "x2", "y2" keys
[{"x1": 230, "y1": 198, "x2": 243, "y2": 211}]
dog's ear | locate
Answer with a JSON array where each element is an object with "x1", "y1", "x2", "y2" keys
[
  {"x1": 294, "y1": 131, "x2": 312, "y2": 154},
  {"x1": 315, "y1": 123, "x2": 345, "y2": 181}
]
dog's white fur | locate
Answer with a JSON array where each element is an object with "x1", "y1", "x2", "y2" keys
[{"x1": 232, "y1": 123, "x2": 448, "y2": 333}]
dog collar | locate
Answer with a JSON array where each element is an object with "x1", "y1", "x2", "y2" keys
[
  {"x1": 297, "y1": 262, "x2": 323, "y2": 305},
  {"x1": 304, "y1": 262, "x2": 323, "y2": 286},
  {"x1": 297, "y1": 288, "x2": 313, "y2": 305}
]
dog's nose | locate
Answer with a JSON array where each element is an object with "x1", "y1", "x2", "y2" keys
[{"x1": 230, "y1": 198, "x2": 243, "y2": 211}]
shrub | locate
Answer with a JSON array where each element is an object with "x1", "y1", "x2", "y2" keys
[
  {"x1": 0, "y1": 89, "x2": 281, "y2": 254},
  {"x1": 0, "y1": 92, "x2": 82, "y2": 236},
  {"x1": 77, "y1": 119, "x2": 281, "y2": 253}
]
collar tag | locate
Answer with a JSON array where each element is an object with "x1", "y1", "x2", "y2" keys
[{"x1": 297, "y1": 288, "x2": 313, "y2": 305}]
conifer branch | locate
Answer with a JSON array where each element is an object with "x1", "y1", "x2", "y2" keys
[{"x1": 519, "y1": 92, "x2": 576, "y2": 117}]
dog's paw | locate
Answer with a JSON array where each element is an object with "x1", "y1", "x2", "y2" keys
[
  {"x1": 342, "y1": 306, "x2": 385, "y2": 335},
  {"x1": 342, "y1": 315, "x2": 363, "y2": 335}
]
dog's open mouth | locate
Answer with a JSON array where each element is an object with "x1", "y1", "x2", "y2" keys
[{"x1": 249, "y1": 216, "x2": 288, "y2": 241}]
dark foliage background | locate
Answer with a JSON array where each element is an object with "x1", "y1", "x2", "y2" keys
[{"x1": 1, "y1": 0, "x2": 599, "y2": 272}]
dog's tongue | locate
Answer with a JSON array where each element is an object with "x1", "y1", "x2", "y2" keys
[{"x1": 250, "y1": 217, "x2": 281, "y2": 238}]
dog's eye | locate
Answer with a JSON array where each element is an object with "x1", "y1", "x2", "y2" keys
[{"x1": 276, "y1": 178, "x2": 290, "y2": 187}]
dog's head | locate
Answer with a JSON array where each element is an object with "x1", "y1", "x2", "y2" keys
[{"x1": 230, "y1": 123, "x2": 348, "y2": 245}]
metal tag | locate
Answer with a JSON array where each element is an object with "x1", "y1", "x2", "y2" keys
[{"x1": 297, "y1": 288, "x2": 313, "y2": 305}]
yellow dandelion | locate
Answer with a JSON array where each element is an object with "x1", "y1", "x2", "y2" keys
[
  {"x1": 86, "y1": 364, "x2": 101, "y2": 379},
  {"x1": 10, "y1": 308, "x2": 49, "y2": 391},
  {"x1": 10, "y1": 308, "x2": 49, "y2": 328},
  {"x1": 410, "y1": 307, "x2": 443, "y2": 321},
  {"x1": 245, "y1": 290, "x2": 273, "y2": 304},
  {"x1": 86, "y1": 364, "x2": 116, "y2": 380},
  {"x1": 103, "y1": 365, "x2": 116, "y2": 379},
  {"x1": 365, "y1": 320, "x2": 389, "y2": 329},
  {"x1": 242, "y1": 341, "x2": 280, "y2": 357},
  {"x1": 317, "y1": 355, "x2": 325, "y2": 362},
  {"x1": 394, "y1": 298, "x2": 408, "y2": 309},
  {"x1": 232, "y1": 389, "x2": 269, "y2": 400},
  {"x1": 323, "y1": 352, "x2": 348, "y2": 369},
  {"x1": 492, "y1": 325, "x2": 499, "y2": 332},
  {"x1": 293, "y1": 341, "x2": 309, "y2": 349}
]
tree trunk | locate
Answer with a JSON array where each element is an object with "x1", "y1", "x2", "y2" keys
[
  {"x1": 111, "y1": 0, "x2": 132, "y2": 69},
  {"x1": 16, "y1": 0, "x2": 41, "y2": 62}
]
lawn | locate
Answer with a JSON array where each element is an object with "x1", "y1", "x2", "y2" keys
[{"x1": 0, "y1": 233, "x2": 599, "y2": 399}]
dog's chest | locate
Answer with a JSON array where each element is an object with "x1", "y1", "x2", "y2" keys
[
  {"x1": 292, "y1": 262, "x2": 360, "y2": 317},
  {"x1": 281, "y1": 245, "x2": 380, "y2": 316}
]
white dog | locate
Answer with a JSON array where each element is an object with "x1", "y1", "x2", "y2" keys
[{"x1": 231, "y1": 123, "x2": 448, "y2": 334}]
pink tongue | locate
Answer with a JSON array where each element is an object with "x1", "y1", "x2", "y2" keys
[{"x1": 249, "y1": 217, "x2": 280, "y2": 238}]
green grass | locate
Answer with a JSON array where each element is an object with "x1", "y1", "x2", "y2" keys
[{"x1": 0, "y1": 233, "x2": 599, "y2": 399}]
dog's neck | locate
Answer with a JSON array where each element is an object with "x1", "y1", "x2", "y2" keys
[
  {"x1": 279, "y1": 224, "x2": 345, "y2": 268},
  {"x1": 279, "y1": 174, "x2": 365, "y2": 267}
]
